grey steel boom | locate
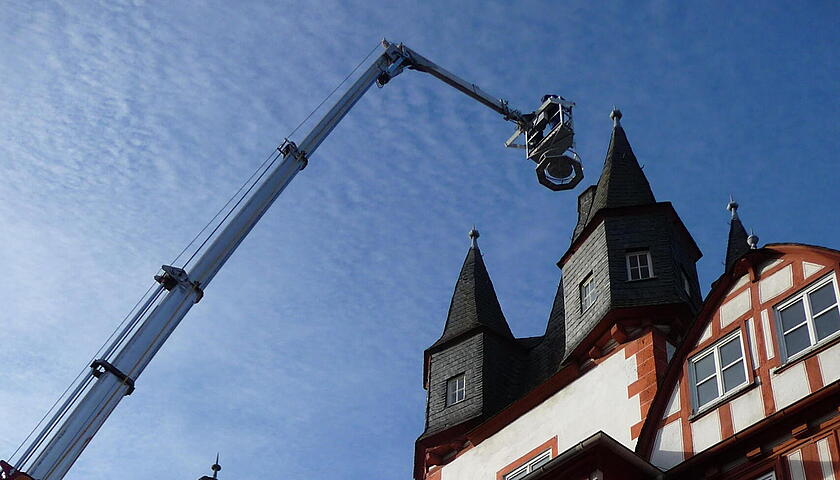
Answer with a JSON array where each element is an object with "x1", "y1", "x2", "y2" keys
[{"x1": 1, "y1": 40, "x2": 581, "y2": 480}]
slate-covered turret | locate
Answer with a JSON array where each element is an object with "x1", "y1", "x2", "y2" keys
[
  {"x1": 420, "y1": 229, "x2": 522, "y2": 440},
  {"x1": 559, "y1": 110, "x2": 703, "y2": 359},
  {"x1": 724, "y1": 198, "x2": 750, "y2": 271}
]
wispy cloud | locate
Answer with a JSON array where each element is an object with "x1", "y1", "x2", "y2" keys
[{"x1": 0, "y1": 1, "x2": 837, "y2": 479}]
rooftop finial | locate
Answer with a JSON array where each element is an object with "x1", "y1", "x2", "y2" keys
[
  {"x1": 747, "y1": 230, "x2": 759, "y2": 250},
  {"x1": 468, "y1": 226, "x2": 480, "y2": 248},
  {"x1": 726, "y1": 195, "x2": 739, "y2": 219},
  {"x1": 211, "y1": 453, "x2": 221, "y2": 479},
  {"x1": 610, "y1": 107, "x2": 622, "y2": 127}
]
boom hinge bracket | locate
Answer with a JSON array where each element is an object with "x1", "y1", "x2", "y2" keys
[
  {"x1": 279, "y1": 140, "x2": 309, "y2": 170},
  {"x1": 90, "y1": 359, "x2": 135, "y2": 396},
  {"x1": 154, "y1": 265, "x2": 204, "y2": 303}
]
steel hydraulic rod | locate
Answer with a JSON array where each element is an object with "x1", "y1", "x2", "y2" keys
[{"x1": 9, "y1": 39, "x2": 565, "y2": 480}]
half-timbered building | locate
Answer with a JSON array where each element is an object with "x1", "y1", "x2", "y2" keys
[{"x1": 414, "y1": 111, "x2": 839, "y2": 480}]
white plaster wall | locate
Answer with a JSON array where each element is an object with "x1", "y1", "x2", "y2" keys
[
  {"x1": 803, "y1": 262, "x2": 825, "y2": 279},
  {"x1": 818, "y1": 341, "x2": 840, "y2": 385},
  {"x1": 761, "y1": 309, "x2": 775, "y2": 361},
  {"x1": 663, "y1": 387, "x2": 680, "y2": 418},
  {"x1": 759, "y1": 265, "x2": 793, "y2": 303},
  {"x1": 440, "y1": 352, "x2": 641, "y2": 479},
  {"x1": 771, "y1": 362, "x2": 810, "y2": 409},
  {"x1": 817, "y1": 438, "x2": 836, "y2": 480},
  {"x1": 720, "y1": 290, "x2": 751, "y2": 327},
  {"x1": 727, "y1": 274, "x2": 749, "y2": 296},
  {"x1": 691, "y1": 409, "x2": 721, "y2": 453},
  {"x1": 786, "y1": 449, "x2": 806, "y2": 480},
  {"x1": 698, "y1": 323, "x2": 712, "y2": 345},
  {"x1": 650, "y1": 420, "x2": 683, "y2": 470},
  {"x1": 758, "y1": 259, "x2": 783, "y2": 275},
  {"x1": 729, "y1": 387, "x2": 764, "y2": 433},
  {"x1": 746, "y1": 318, "x2": 758, "y2": 369}
]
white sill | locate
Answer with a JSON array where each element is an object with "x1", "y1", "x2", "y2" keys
[
  {"x1": 689, "y1": 380, "x2": 756, "y2": 421},
  {"x1": 626, "y1": 276, "x2": 657, "y2": 283},
  {"x1": 772, "y1": 332, "x2": 840, "y2": 374}
]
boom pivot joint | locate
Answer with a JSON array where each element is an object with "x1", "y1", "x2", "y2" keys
[
  {"x1": 279, "y1": 140, "x2": 309, "y2": 170},
  {"x1": 154, "y1": 265, "x2": 203, "y2": 303},
  {"x1": 90, "y1": 359, "x2": 135, "y2": 396}
]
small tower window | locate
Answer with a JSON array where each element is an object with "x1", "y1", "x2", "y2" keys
[
  {"x1": 681, "y1": 268, "x2": 692, "y2": 296},
  {"x1": 446, "y1": 374, "x2": 466, "y2": 405},
  {"x1": 580, "y1": 274, "x2": 597, "y2": 312},
  {"x1": 626, "y1": 250, "x2": 653, "y2": 281}
]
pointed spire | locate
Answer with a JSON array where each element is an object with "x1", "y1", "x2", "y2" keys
[
  {"x1": 747, "y1": 230, "x2": 759, "y2": 250},
  {"x1": 197, "y1": 454, "x2": 221, "y2": 480},
  {"x1": 469, "y1": 225, "x2": 479, "y2": 248},
  {"x1": 725, "y1": 197, "x2": 750, "y2": 270},
  {"x1": 430, "y1": 229, "x2": 513, "y2": 349},
  {"x1": 575, "y1": 109, "x2": 655, "y2": 240}
]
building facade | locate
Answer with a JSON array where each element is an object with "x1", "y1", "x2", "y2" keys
[{"x1": 415, "y1": 111, "x2": 840, "y2": 480}]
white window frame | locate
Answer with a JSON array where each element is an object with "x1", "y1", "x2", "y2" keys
[
  {"x1": 774, "y1": 273, "x2": 840, "y2": 363},
  {"x1": 446, "y1": 374, "x2": 466, "y2": 406},
  {"x1": 688, "y1": 330, "x2": 749, "y2": 412},
  {"x1": 503, "y1": 449, "x2": 552, "y2": 480},
  {"x1": 754, "y1": 472, "x2": 775, "y2": 480},
  {"x1": 626, "y1": 250, "x2": 654, "y2": 281},
  {"x1": 580, "y1": 274, "x2": 596, "y2": 312}
]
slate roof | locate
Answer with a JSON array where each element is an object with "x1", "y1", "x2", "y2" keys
[
  {"x1": 429, "y1": 243, "x2": 514, "y2": 350},
  {"x1": 572, "y1": 111, "x2": 656, "y2": 242},
  {"x1": 725, "y1": 205, "x2": 750, "y2": 271}
]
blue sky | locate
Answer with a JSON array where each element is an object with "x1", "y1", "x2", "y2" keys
[{"x1": 0, "y1": 1, "x2": 837, "y2": 479}]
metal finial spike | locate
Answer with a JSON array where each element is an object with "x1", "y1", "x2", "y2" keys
[
  {"x1": 610, "y1": 107, "x2": 622, "y2": 127},
  {"x1": 211, "y1": 453, "x2": 221, "y2": 479},
  {"x1": 726, "y1": 195, "x2": 739, "y2": 219},
  {"x1": 747, "y1": 230, "x2": 759, "y2": 250},
  {"x1": 468, "y1": 226, "x2": 480, "y2": 248}
]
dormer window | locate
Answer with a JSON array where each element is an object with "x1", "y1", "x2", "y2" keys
[
  {"x1": 626, "y1": 250, "x2": 653, "y2": 280},
  {"x1": 775, "y1": 274, "x2": 840, "y2": 361},
  {"x1": 446, "y1": 374, "x2": 466, "y2": 406},
  {"x1": 580, "y1": 274, "x2": 596, "y2": 312}
]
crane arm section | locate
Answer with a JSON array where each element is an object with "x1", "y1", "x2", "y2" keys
[
  {"x1": 2, "y1": 40, "x2": 581, "y2": 480},
  {"x1": 380, "y1": 41, "x2": 526, "y2": 124}
]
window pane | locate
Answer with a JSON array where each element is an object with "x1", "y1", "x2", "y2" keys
[
  {"x1": 809, "y1": 283, "x2": 837, "y2": 313},
  {"x1": 814, "y1": 308, "x2": 840, "y2": 340},
  {"x1": 530, "y1": 454, "x2": 551, "y2": 469},
  {"x1": 722, "y1": 362, "x2": 746, "y2": 392},
  {"x1": 719, "y1": 337, "x2": 743, "y2": 366},
  {"x1": 447, "y1": 375, "x2": 465, "y2": 405},
  {"x1": 638, "y1": 254, "x2": 649, "y2": 267},
  {"x1": 697, "y1": 377, "x2": 719, "y2": 406},
  {"x1": 693, "y1": 354, "x2": 716, "y2": 382},
  {"x1": 629, "y1": 255, "x2": 639, "y2": 268},
  {"x1": 640, "y1": 265, "x2": 650, "y2": 279},
  {"x1": 784, "y1": 324, "x2": 811, "y2": 356},
  {"x1": 779, "y1": 301, "x2": 807, "y2": 332},
  {"x1": 505, "y1": 466, "x2": 528, "y2": 480}
]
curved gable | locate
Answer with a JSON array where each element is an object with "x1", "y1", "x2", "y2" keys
[{"x1": 639, "y1": 244, "x2": 840, "y2": 472}]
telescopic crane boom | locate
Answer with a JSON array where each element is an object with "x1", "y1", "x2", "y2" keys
[{"x1": 1, "y1": 40, "x2": 582, "y2": 480}]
